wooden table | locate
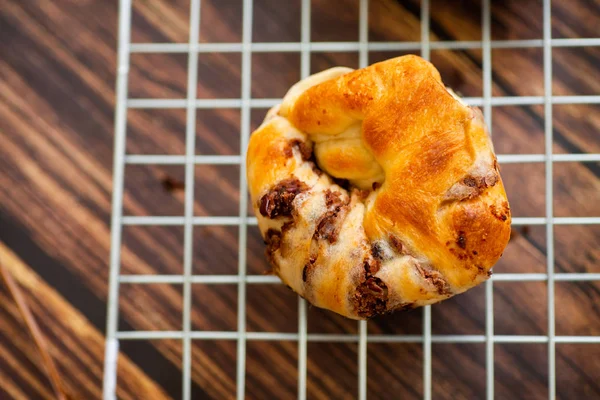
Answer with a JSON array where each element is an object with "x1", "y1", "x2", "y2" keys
[{"x1": 1, "y1": 0, "x2": 598, "y2": 398}]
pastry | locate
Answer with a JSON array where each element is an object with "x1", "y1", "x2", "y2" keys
[{"x1": 246, "y1": 55, "x2": 511, "y2": 320}]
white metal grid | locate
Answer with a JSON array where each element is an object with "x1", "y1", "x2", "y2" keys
[{"x1": 103, "y1": 0, "x2": 600, "y2": 399}]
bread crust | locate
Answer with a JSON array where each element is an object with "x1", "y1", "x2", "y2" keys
[{"x1": 247, "y1": 55, "x2": 511, "y2": 319}]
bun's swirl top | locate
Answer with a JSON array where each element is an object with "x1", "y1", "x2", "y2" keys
[{"x1": 247, "y1": 55, "x2": 511, "y2": 319}]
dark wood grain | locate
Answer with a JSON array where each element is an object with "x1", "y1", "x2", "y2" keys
[{"x1": 0, "y1": 0, "x2": 599, "y2": 399}]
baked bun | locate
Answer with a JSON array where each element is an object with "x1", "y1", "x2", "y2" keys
[{"x1": 246, "y1": 55, "x2": 511, "y2": 320}]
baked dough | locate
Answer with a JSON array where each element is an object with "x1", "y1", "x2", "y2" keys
[{"x1": 246, "y1": 55, "x2": 511, "y2": 320}]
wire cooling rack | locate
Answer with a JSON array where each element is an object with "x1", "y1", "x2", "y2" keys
[{"x1": 104, "y1": 0, "x2": 600, "y2": 399}]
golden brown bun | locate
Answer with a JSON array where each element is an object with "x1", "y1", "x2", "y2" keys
[{"x1": 246, "y1": 55, "x2": 511, "y2": 320}]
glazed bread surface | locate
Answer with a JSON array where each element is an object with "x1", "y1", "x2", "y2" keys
[{"x1": 246, "y1": 55, "x2": 511, "y2": 320}]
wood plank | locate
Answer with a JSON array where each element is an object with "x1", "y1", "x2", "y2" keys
[{"x1": 0, "y1": 243, "x2": 170, "y2": 400}]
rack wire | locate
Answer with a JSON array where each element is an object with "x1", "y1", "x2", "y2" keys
[{"x1": 104, "y1": 0, "x2": 600, "y2": 399}]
